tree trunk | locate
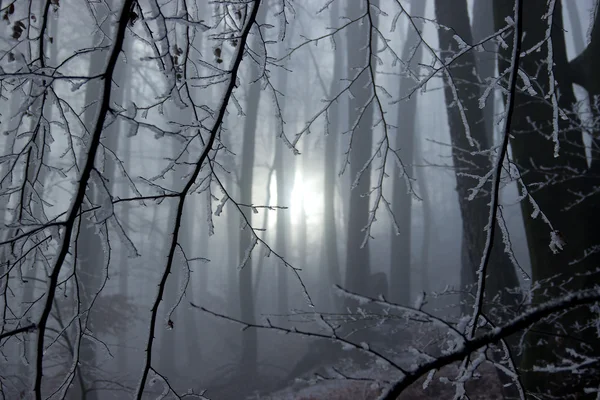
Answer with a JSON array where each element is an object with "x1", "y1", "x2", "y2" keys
[
  {"x1": 75, "y1": 1, "x2": 121, "y2": 397},
  {"x1": 471, "y1": 0, "x2": 496, "y2": 145},
  {"x1": 414, "y1": 138, "x2": 432, "y2": 295},
  {"x1": 435, "y1": 0, "x2": 520, "y2": 317},
  {"x1": 390, "y1": 0, "x2": 426, "y2": 306},
  {"x1": 238, "y1": 34, "x2": 261, "y2": 382},
  {"x1": 493, "y1": 0, "x2": 600, "y2": 396},
  {"x1": 321, "y1": 1, "x2": 342, "y2": 311},
  {"x1": 275, "y1": 42, "x2": 292, "y2": 316},
  {"x1": 344, "y1": 0, "x2": 378, "y2": 297}
]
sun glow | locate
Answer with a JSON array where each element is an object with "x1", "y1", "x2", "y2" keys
[{"x1": 290, "y1": 175, "x2": 323, "y2": 225}]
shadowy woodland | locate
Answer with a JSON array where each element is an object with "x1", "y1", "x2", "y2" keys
[{"x1": 1, "y1": 0, "x2": 600, "y2": 399}]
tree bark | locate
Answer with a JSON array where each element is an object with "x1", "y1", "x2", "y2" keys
[
  {"x1": 493, "y1": 0, "x2": 600, "y2": 396},
  {"x1": 344, "y1": 0, "x2": 377, "y2": 297},
  {"x1": 75, "y1": 1, "x2": 119, "y2": 397},
  {"x1": 435, "y1": 0, "x2": 520, "y2": 320},
  {"x1": 389, "y1": 0, "x2": 426, "y2": 306},
  {"x1": 275, "y1": 42, "x2": 292, "y2": 316},
  {"x1": 238, "y1": 34, "x2": 261, "y2": 382},
  {"x1": 322, "y1": 0, "x2": 342, "y2": 311},
  {"x1": 472, "y1": 0, "x2": 497, "y2": 145}
]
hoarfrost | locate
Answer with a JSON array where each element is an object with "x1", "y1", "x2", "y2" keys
[
  {"x1": 127, "y1": 122, "x2": 139, "y2": 137},
  {"x1": 238, "y1": 236, "x2": 258, "y2": 269},
  {"x1": 109, "y1": 217, "x2": 139, "y2": 258},
  {"x1": 413, "y1": 292, "x2": 425, "y2": 310},
  {"x1": 453, "y1": 35, "x2": 468, "y2": 50},
  {"x1": 423, "y1": 369, "x2": 436, "y2": 389},
  {"x1": 549, "y1": 230, "x2": 566, "y2": 254},
  {"x1": 89, "y1": 170, "x2": 113, "y2": 223}
]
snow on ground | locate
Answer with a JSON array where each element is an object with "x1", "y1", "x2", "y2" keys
[{"x1": 258, "y1": 361, "x2": 504, "y2": 399}]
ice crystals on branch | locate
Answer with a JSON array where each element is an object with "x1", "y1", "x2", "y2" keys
[
  {"x1": 89, "y1": 170, "x2": 113, "y2": 223},
  {"x1": 214, "y1": 194, "x2": 229, "y2": 217},
  {"x1": 517, "y1": 70, "x2": 537, "y2": 96},
  {"x1": 341, "y1": 342, "x2": 354, "y2": 351},
  {"x1": 238, "y1": 236, "x2": 258, "y2": 270},
  {"x1": 423, "y1": 369, "x2": 437, "y2": 390},
  {"x1": 70, "y1": 79, "x2": 87, "y2": 92},
  {"x1": 413, "y1": 292, "x2": 426, "y2": 310},
  {"x1": 549, "y1": 230, "x2": 566, "y2": 254},
  {"x1": 148, "y1": 371, "x2": 170, "y2": 399},
  {"x1": 110, "y1": 217, "x2": 139, "y2": 258},
  {"x1": 126, "y1": 121, "x2": 139, "y2": 137},
  {"x1": 453, "y1": 35, "x2": 468, "y2": 51}
]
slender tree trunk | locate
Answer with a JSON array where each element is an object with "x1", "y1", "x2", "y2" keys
[
  {"x1": 158, "y1": 0, "x2": 206, "y2": 378},
  {"x1": 226, "y1": 165, "x2": 240, "y2": 318},
  {"x1": 414, "y1": 138, "x2": 432, "y2": 295},
  {"x1": 390, "y1": 0, "x2": 426, "y2": 306},
  {"x1": 321, "y1": 1, "x2": 342, "y2": 310},
  {"x1": 471, "y1": 0, "x2": 496, "y2": 145},
  {"x1": 63, "y1": 2, "x2": 114, "y2": 398},
  {"x1": 238, "y1": 34, "x2": 261, "y2": 381},
  {"x1": 275, "y1": 44, "x2": 292, "y2": 316},
  {"x1": 117, "y1": 36, "x2": 132, "y2": 377},
  {"x1": 568, "y1": 1, "x2": 600, "y2": 171},
  {"x1": 344, "y1": 0, "x2": 378, "y2": 297}
]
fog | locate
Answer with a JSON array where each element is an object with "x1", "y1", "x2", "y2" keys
[{"x1": 1, "y1": 1, "x2": 599, "y2": 399}]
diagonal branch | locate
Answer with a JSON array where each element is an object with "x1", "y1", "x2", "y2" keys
[
  {"x1": 32, "y1": 2, "x2": 135, "y2": 399},
  {"x1": 132, "y1": 1, "x2": 263, "y2": 399}
]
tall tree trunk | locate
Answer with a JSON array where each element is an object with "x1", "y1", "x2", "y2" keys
[
  {"x1": 344, "y1": 0, "x2": 378, "y2": 297},
  {"x1": 414, "y1": 138, "x2": 432, "y2": 295},
  {"x1": 226, "y1": 160, "x2": 240, "y2": 318},
  {"x1": 238, "y1": 34, "x2": 261, "y2": 382},
  {"x1": 435, "y1": 0, "x2": 520, "y2": 317},
  {"x1": 436, "y1": 3, "x2": 524, "y2": 397},
  {"x1": 296, "y1": 67, "x2": 308, "y2": 296},
  {"x1": 390, "y1": 0, "x2": 426, "y2": 306},
  {"x1": 569, "y1": 2, "x2": 600, "y2": 170},
  {"x1": 471, "y1": 0, "x2": 496, "y2": 145},
  {"x1": 117, "y1": 35, "x2": 132, "y2": 377},
  {"x1": 322, "y1": 1, "x2": 342, "y2": 310},
  {"x1": 0, "y1": 4, "x2": 57, "y2": 392},
  {"x1": 76, "y1": 1, "x2": 121, "y2": 397},
  {"x1": 493, "y1": 1, "x2": 600, "y2": 396},
  {"x1": 274, "y1": 42, "x2": 292, "y2": 316},
  {"x1": 158, "y1": 0, "x2": 207, "y2": 379}
]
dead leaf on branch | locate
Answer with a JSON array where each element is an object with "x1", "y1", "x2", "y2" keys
[{"x1": 12, "y1": 20, "x2": 26, "y2": 40}]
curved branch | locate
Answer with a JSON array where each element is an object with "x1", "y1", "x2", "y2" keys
[{"x1": 378, "y1": 287, "x2": 600, "y2": 400}]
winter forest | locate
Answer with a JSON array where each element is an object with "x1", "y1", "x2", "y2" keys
[{"x1": 1, "y1": 0, "x2": 600, "y2": 398}]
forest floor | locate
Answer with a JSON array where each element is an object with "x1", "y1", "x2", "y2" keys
[{"x1": 258, "y1": 361, "x2": 504, "y2": 400}]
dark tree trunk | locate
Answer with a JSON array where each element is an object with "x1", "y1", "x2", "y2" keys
[
  {"x1": 435, "y1": 0, "x2": 520, "y2": 318},
  {"x1": 75, "y1": 2, "x2": 119, "y2": 398},
  {"x1": 493, "y1": 0, "x2": 600, "y2": 396},
  {"x1": 389, "y1": 0, "x2": 426, "y2": 306},
  {"x1": 344, "y1": 0, "x2": 378, "y2": 297},
  {"x1": 322, "y1": 1, "x2": 342, "y2": 310},
  {"x1": 436, "y1": 3, "x2": 525, "y2": 397},
  {"x1": 472, "y1": 0, "x2": 496, "y2": 145}
]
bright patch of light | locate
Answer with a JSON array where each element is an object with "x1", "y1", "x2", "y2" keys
[{"x1": 290, "y1": 174, "x2": 323, "y2": 225}]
